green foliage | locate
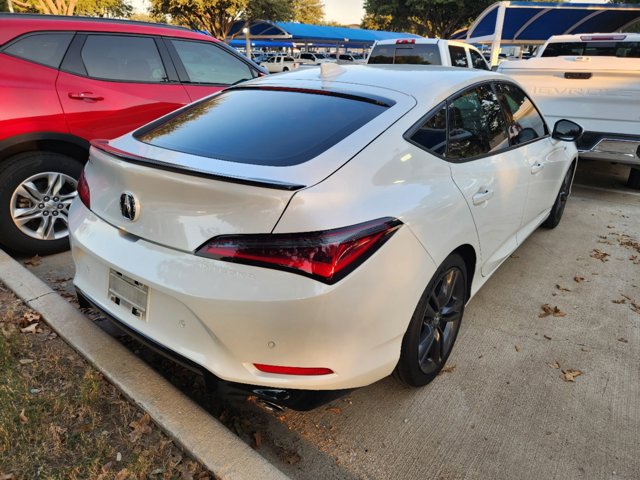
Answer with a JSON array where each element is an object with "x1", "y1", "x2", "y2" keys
[
  {"x1": 150, "y1": 0, "x2": 292, "y2": 40},
  {"x1": 10, "y1": 0, "x2": 132, "y2": 17},
  {"x1": 291, "y1": 0, "x2": 324, "y2": 24},
  {"x1": 363, "y1": 0, "x2": 494, "y2": 38}
]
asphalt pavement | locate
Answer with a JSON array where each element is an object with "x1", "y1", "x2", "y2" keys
[{"x1": 12, "y1": 161, "x2": 640, "y2": 479}]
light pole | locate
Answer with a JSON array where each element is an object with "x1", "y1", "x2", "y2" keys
[{"x1": 243, "y1": 26, "x2": 252, "y2": 60}]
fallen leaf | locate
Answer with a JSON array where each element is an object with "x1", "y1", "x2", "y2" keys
[
  {"x1": 21, "y1": 310, "x2": 41, "y2": 325},
  {"x1": 543, "y1": 335, "x2": 552, "y2": 340},
  {"x1": 612, "y1": 298, "x2": 626, "y2": 304},
  {"x1": 18, "y1": 358, "x2": 34, "y2": 365},
  {"x1": 539, "y1": 305, "x2": 566, "y2": 318},
  {"x1": 19, "y1": 409, "x2": 28, "y2": 424},
  {"x1": 439, "y1": 364, "x2": 457, "y2": 375},
  {"x1": 150, "y1": 469, "x2": 164, "y2": 476},
  {"x1": 24, "y1": 255, "x2": 41, "y2": 266},
  {"x1": 115, "y1": 468, "x2": 129, "y2": 480},
  {"x1": 561, "y1": 369, "x2": 583, "y2": 382},
  {"x1": 574, "y1": 275, "x2": 585, "y2": 283},
  {"x1": 631, "y1": 301, "x2": 640, "y2": 315},
  {"x1": 548, "y1": 361, "x2": 561, "y2": 369},
  {"x1": 0, "y1": 474, "x2": 15, "y2": 480},
  {"x1": 253, "y1": 431, "x2": 262, "y2": 449},
  {"x1": 590, "y1": 249, "x2": 610, "y2": 262},
  {"x1": 326, "y1": 407, "x2": 342, "y2": 415},
  {"x1": 128, "y1": 413, "x2": 152, "y2": 442},
  {"x1": 606, "y1": 225, "x2": 615, "y2": 229},
  {"x1": 617, "y1": 337, "x2": 628, "y2": 343},
  {"x1": 514, "y1": 344, "x2": 520, "y2": 352},
  {"x1": 555, "y1": 284, "x2": 571, "y2": 292},
  {"x1": 20, "y1": 323, "x2": 38, "y2": 334}
]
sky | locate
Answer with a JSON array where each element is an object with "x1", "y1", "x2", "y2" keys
[{"x1": 324, "y1": 0, "x2": 365, "y2": 25}]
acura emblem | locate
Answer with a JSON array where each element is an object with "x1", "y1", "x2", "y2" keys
[{"x1": 119, "y1": 192, "x2": 139, "y2": 221}]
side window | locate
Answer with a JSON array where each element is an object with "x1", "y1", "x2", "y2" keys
[
  {"x1": 469, "y1": 49, "x2": 489, "y2": 70},
  {"x1": 496, "y1": 83, "x2": 547, "y2": 145},
  {"x1": 3, "y1": 33, "x2": 73, "y2": 68},
  {"x1": 171, "y1": 40, "x2": 253, "y2": 85},
  {"x1": 447, "y1": 84, "x2": 509, "y2": 160},
  {"x1": 81, "y1": 35, "x2": 167, "y2": 82},
  {"x1": 448, "y1": 46, "x2": 468, "y2": 68},
  {"x1": 410, "y1": 104, "x2": 447, "y2": 156},
  {"x1": 284, "y1": 56, "x2": 294, "y2": 62}
]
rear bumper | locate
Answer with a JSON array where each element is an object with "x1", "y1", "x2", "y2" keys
[
  {"x1": 75, "y1": 287, "x2": 351, "y2": 411},
  {"x1": 578, "y1": 132, "x2": 640, "y2": 166}
]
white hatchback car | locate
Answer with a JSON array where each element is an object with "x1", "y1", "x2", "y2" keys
[{"x1": 70, "y1": 65, "x2": 581, "y2": 410}]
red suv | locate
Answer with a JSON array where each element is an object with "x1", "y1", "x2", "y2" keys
[{"x1": 0, "y1": 13, "x2": 264, "y2": 255}]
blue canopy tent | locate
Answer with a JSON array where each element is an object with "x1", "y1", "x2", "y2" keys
[
  {"x1": 227, "y1": 20, "x2": 421, "y2": 56},
  {"x1": 451, "y1": 1, "x2": 640, "y2": 65}
]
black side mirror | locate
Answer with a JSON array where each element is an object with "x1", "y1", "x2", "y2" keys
[{"x1": 552, "y1": 119, "x2": 583, "y2": 142}]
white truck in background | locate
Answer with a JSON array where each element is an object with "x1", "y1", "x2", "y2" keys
[{"x1": 498, "y1": 34, "x2": 640, "y2": 188}]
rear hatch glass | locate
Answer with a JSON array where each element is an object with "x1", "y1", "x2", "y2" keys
[
  {"x1": 541, "y1": 41, "x2": 640, "y2": 58},
  {"x1": 368, "y1": 44, "x2": 442, "y2": 65},
  {"x1": 135, "y1": 88, "x2": 391, "y2": 167}
]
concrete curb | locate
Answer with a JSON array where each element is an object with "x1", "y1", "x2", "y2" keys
[{"x1": 0, "y1": 249, "x2": 288, "y2": 480}]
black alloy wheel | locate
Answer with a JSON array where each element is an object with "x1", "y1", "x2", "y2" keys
[
  {"x1": 395, "y1": 253, "x2": 467, "y2": 387},
  {"x1": 543, "y1": 162, "x2": 575, "y2": 229}
]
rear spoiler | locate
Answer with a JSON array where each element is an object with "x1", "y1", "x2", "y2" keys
[{"x1": 90, "y1": 140, "x2": 306, "y2": 192}]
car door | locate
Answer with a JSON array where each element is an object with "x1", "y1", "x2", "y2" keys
[
  {"x1": 56, "y1": 33, "x2": 191, "y2": 141},
  {"x1": 495, "y1": 82, "x2": 570, "y2": 241},
  {"x1": 447, "y1": 83, "x2": 531, "y2": 276},
  {"x1": 164, "y1": 38, "x2": 258, "y2": 102}
]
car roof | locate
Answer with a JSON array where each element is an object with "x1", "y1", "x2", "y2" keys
[
  {"x1": 251, "y1": 64, "x2": 504, "y2": 106},
  {"x1": 0, "y1": 13, "x2": 215, "y2": 45}
]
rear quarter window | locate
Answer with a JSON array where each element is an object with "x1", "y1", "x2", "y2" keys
[
  {"x1": 3, "y1": 33, "x2": 73, "y2": 68},
  {"x1": 135, "y1": 88, "x2": 392, "y2": 166}
]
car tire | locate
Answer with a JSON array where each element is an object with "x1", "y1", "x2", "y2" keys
[
  {"x1": 627, "y1": 167, "x2": 640, "y2": 190},
  {"x1": 283, "y1": 67, "x2": 289, "y2": 72},
  {"x1": 0, "y1": 151, "x2": 83, "y2": 255},
  {"x1": 394, "y1": 253, "x2": 467, "y2": 387},
  {"x1": 542, "y1": 162, "x2": 575, "y2": 229}
]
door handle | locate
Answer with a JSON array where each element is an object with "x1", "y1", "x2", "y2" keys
[
  {"x1": 472, "y1": 188, "x2": 494, "y2": 205},
  {"x1": 531, "y1": 162, "x2": 544, "y2": 174},
  {"x1": 68, "y1": 92, "x2": 104, "y2": 101}
]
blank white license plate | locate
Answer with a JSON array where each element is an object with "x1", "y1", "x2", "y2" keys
[{"x1": 108, "y1": 270, "x2": 149, "y2": 321}]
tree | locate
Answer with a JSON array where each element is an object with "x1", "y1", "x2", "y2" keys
[
  {"x1": 291, "y1": 0, "x2": 324, "y2": 24},
  {"x1": 149, "y1": 0, "x2": 292, "y2": 40},
  {"x1": 363, "y1": 0, "x2": 494, "y2": 39},
  {"x1": 10, "y1": 0, "x2": 132, "y2": 17}
]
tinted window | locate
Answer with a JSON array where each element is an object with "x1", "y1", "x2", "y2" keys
[
  {"x1": 368, "y1": 44, "x2": 442, "y2": 65},
  {"x1": 81, "y1": 35, "x2": 166, "y2": 82},
  {"x1": 449, "y1": 46, "x2": 468, "y2": 68},
  {"x1": 171, "y1": 40, "x2": 253, "y2": 85},
  {"x1": 447, "y1": 85, "x2": 508, "y2": 160},
  {"x1": 496, "y1": 83, "x2": 547, "y2": 145},
  {"x1": 4, "y1": 33, "x2": 73, "y2": 68},
  {"x1": 136, "y1": 89, "x2": 390, "y2": 166},
  {"x1": 469, "y1": 49, "x2": 489, "y2": 70},
  {"x1": 410, "y1": 105, "x2": 447, "y2": 156},
  {"x1": 542, "y1": 41, "x2": 640, "y2": 58}
]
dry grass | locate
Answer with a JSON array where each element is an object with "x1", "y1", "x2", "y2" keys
[{"x1": 0, "y1": 284, "x2": 212, "y2": 480}]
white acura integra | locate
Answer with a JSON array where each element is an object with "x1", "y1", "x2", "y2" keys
[{"x1": 70, "y1": 65, "x2": 581, "y2": 410}]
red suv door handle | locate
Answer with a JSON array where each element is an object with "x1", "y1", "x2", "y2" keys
[{"x1": 68, "y1": 92, "x2": 104, "y2": 101}]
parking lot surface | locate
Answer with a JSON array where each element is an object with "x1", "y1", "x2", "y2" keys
[{"x1": 17, "y1": 161, "x2": 640, "y2": 479}]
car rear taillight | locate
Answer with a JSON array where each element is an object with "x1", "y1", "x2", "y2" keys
[
  {"x1": 579, "y1": 35, "x2": 626, "y2": 41},
  {"x1": 196, "y1": 217, "x2": 402, "y2": 284},
  {"x1": 254, "y1": 364, "x2": 333, "y2": 376},
  {"x1": 78, "y1": 170, "x2": 90, "y2": 209},
  {"x1": 396, "y1": 39, "x2": 416, "y2": 44}
]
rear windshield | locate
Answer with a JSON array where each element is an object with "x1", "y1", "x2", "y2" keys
[
  {"x1": 368, "y1": 44, "x2": 442, "y2": 65},
  {"x1": 541, "y1": 41, "x2": 640, "y2": 58},
  {"x1": 135, "y1": 88, "x2": 390, "y2": 166}
]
